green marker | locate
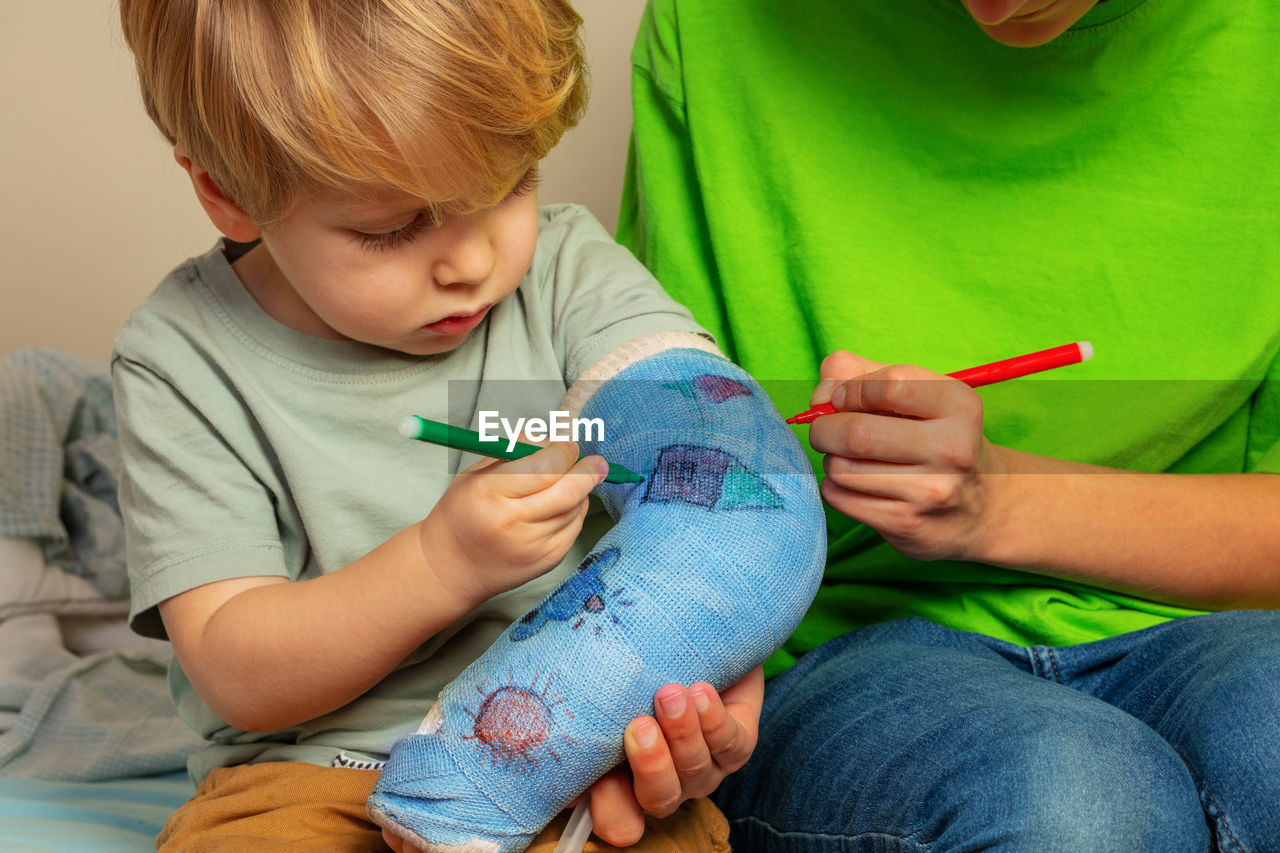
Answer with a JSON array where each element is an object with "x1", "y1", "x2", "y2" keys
[{"x1": 399, "y1": 415, "x2": 645, "y2": 484}]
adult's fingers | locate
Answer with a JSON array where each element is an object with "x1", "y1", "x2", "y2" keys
[
  {"x1": 811, "y1": 350, "x2": 889, "y2": 406},
  {"x1": 832, "y1": 364, "x2": 974, "y2": 420},
  {"x1": 808, "y1": 410, "x2": 930, "y2": 464},
  {"x1": 818, "y1": 350, "x2": 889, "y2": 381},
  {"x1": 821, "y1": 454, "x2": 924, "y2": 501}
]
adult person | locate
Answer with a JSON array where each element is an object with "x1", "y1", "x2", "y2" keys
[{"x1": 618, "y1": 0, "x2": 1280, "y2": 849}]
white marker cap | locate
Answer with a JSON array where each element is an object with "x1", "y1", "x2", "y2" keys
[{"x1": 399, "y1": 415, "x2": 424, "y2": 439}]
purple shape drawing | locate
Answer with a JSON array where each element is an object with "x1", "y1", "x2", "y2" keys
[
  {"x1": 643, "y1": 444, "x2": 783, "y2": 511},
  {"x1": 693, "y1": 374, "x2": 752, "y2": 403}
]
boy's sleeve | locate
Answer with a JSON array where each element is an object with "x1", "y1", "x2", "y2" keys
[
  {"x1": 113, "y1": 355, "x2": 288, "y2": 639},
  {"x1": 534, "y1": 205, "x2": 711, "y2": 384}
]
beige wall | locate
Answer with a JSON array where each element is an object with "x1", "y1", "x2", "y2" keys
[{"x1": 0, "y1": 0, "x2": 647, "y2": 360}]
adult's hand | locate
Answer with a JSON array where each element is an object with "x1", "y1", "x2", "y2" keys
[{"x1": 808, "y1": 350, "x2": 1009, "y2": 561}]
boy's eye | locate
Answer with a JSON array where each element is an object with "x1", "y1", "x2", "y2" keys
[
  {"x1": 351, "y1": 171, "x2": 534, "y2": 252},
  {"x1": 510, "y1": 168, "x2": 541, "y2": 198},
  {"x1": 351, "y1": 211, "x2": 435, "y2": 252}
]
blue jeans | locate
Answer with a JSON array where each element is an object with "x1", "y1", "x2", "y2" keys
[{"x1": 715, "y1": 612, "x2": 1280, "y2": 852}]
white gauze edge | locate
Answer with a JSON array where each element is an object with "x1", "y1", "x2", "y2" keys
[{"x1": 561, "y1": 331, "x2": 722, "y2": 418}]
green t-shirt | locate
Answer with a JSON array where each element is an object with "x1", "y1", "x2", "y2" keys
[
  {"x1": 113, "y1": 203, "x2": 707, "y2": 781},
  {"x1": 619, "y1": 0, "x2": 1280, "y2": 671}
]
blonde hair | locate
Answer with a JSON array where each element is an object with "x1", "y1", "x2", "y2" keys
[{"x1": 120, "y1": 0, "x2": 587, "y2": 226}]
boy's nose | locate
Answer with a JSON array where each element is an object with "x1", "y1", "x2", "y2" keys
[{"x1": 432, "y1": 226, "x2": 495, "y2": 288}]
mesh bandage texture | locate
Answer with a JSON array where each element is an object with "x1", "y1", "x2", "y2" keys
[{"x1": 367, "y1": 348, "x2": 825, "y2": 852}]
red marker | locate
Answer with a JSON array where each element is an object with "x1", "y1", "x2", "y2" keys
[{"x1": 786, "y1": 341, "x2": 1094, "y2": 424}]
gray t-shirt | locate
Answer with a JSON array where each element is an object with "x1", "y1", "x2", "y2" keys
[{"x1": 112, "y1": 203, "x2": 707, "y2": 781}]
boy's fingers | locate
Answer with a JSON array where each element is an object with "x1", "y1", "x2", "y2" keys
[
  {"x1": 523, "y1": 454, "x2": 608, "y2": 519},
  {"x1": 587, "y1": 768, "x2": 646, "y2": 847},
  {"x1": 381, "y1": 828, "x2": 430, "y2": 853},
  {"x1": 690, "y1": 682, "x2": 755, "y2": 772},
  {"x1": 652, "y1": 684, "x2": 720, "y2": 799},
  {"x1": 486, "y1": 441, "x2": 582, "y2": 498},
  {"x1": 457, "y1": 455, "x2": 502, "y2": 475},
  {"x1": 623, "y1": 716, "x2": 684, "y2": 818},
  {"x1": 530, "y1": 498, "x2": 592, "y2": 557}
]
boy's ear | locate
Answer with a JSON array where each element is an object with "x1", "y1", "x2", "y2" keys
[{"x1": 173, "y1": 145, "x2": 263, "y2": 243}]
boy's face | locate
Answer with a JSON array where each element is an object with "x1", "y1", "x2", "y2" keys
[
  {"x1": 236, "y1": 172, "x2": 540, "y2": 356},
  {"x1": 961, "y1": 0, "x2": 1101, "y2": 46}
]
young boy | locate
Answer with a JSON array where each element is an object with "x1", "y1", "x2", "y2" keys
[{"x1": 113, "y1": 1, "x2": 769, "y2": 849}]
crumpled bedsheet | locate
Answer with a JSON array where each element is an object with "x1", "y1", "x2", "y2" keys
[
  {"x1": 0, "y1": 346, "x2": 127, "y2": 598},
  {"x1": 0, "y1": 347, "x2": 201, "y2": 781},
  {"x1": 0, "y1": 612, "x2": 200, "y2": 781}
]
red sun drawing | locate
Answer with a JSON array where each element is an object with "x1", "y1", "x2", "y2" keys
[{"x1": 462, "y1": 670, "x2": 577, "y2": 770}]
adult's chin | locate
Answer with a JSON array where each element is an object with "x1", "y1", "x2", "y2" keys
[
  {"x1": 977, "y1": 17, "x2": 1077, "y2": 46},
  {"x1": 967, "y1": 0, "x2": 1099, "y2": 47}
]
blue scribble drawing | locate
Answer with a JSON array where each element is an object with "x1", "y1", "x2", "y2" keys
[
  {"x1": 510, "y1": 548, "x2": 630, "y2": 641},
  {"x1": 643, "y1": 444, "x2": 783, "y2": 511}
]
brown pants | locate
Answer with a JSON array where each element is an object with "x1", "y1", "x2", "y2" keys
[{"x1": 158, "y1": 762, "x2": 730, "y2": 852}]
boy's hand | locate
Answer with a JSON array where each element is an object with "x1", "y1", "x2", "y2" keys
[
  {"x1": 383, "y1": 669, "x2": 762, "y2": 852},
  {"x1": 586, "y1": 666, "x2": 764, "y2": 846},
  {"x1": 419, "y1": 441, "x2": 608, "y2": 604},
  {"x1": 808, "y1": 349, "x2": 1007, "y2": 561}
]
